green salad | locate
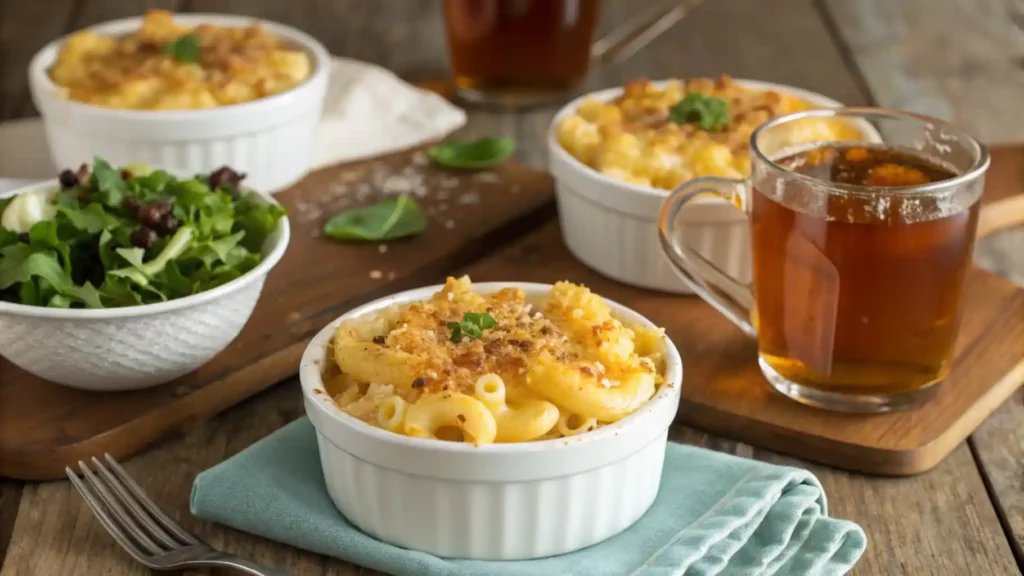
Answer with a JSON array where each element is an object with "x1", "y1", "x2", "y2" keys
[{"x1": 0, "y1": 158, "x2": 286, "y2": 309}]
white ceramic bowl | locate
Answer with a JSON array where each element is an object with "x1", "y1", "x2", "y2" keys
[
  {"x1": 27, "y1": 14, "x2": 331, "y2": 193},
  {"x1": 548, "y1": 79, "x2": 846, "y2": 294},
  {"x1": 300, "y1": 282, "x2": 683, "y2": 560},
  {"x1": 0, "y1": 179, "x2": 290, "y2": 391}
]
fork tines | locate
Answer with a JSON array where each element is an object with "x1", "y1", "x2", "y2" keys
[{"x1": 66, "y1": 454, "x2": 200, "y2": 564}]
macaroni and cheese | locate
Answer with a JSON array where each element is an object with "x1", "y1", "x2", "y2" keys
[
  {"x1": 323, "y1": 277, "x2": 668, "y2": 445},
  {"x1": 556, "y1": 75, "x2": 862, "y2": 190},
  {"x1": 48, "y1": 10, "x2": 312, "y2": 110}
]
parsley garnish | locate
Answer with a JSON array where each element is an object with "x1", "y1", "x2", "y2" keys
[
  {"x1": 668, "y1": 92, "x2": 729, "y2": 131},
  {"x1": 163, "y1": 34, "x2": 201, "y2": 64},
  {"x1": 448, "y1": 312, "x2": 496, "y2": 343}
]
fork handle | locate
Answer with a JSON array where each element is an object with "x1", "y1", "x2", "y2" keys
[{"x1": 189, "y1": 552, "x2": 292, "y2": 576}]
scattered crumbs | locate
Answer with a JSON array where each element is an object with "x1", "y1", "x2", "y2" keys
[
  {"x1": 287, "y1": 312, "x2": 302, "y2": 323},
  {"x1": 378, "y1": 244, "x2": 388, "y2": 254},
  {"x1": 445, "y1": 219, "x2": 455, "y2": 229},
  {"x1": 458, "y1": 191, "x2": 480, "y2": 205},
  {"x1": 437, "y1": 190, "x2": 450, "y2": 200},
  {"x1": 439, "y1": 176, "x2": 460, "y2": 189},
  {"x1": 474, "y1": 172, "x2": 499, "y2": 183},
  {"x1": 412, "y1": 151, "x2": 428, "y2": 166},
  {"x1": 437, "y1": 202, "x2": 449, "y2": 212},
  {"x1": 387, "y1": 271, "x2": 396, "y2": 280},
  {"x1": 369, "y1": 270, "x2": 383, "y2": 279},
  {"x1": 510, "y1": 184, "x2": 521, "y2": 195}
]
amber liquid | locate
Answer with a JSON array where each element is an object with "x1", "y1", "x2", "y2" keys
[
  {"x1": 751, "y1": 145, "x2": 979, "y2": 396},
  {"x1": 442, "y1": 0, "x2": 601, "y2": 102}
]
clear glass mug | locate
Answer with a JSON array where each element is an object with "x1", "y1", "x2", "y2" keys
[
  {"x1": 658, "y1": 108, "x2": 990, "y2": 413},
  {"x1": 441, "y1": 0, "x2": 703, "y2": 108}
]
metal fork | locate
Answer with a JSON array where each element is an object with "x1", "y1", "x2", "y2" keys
[{"x1": 66, "y1": 454, "x2": 289, "y2": 576}]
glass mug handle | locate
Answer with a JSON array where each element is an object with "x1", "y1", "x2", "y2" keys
[{"x1": 658, "y1": 177, "x2": 756, "y2": 338}]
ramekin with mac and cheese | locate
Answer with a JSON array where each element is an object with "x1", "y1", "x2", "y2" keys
[
  {"x1": 300, "y1": 279, "x2": 683, "y2": 560},
  {"x1": 28, "y1": 11, "x2": 330, "y2": 192},
  {"x1": 548, "y1": 76, "x2": 866, "y2": 294}
]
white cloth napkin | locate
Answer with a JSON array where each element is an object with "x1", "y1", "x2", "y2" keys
[{"x1": 0, "y1": 56, "x2": 467, "y2": 189}]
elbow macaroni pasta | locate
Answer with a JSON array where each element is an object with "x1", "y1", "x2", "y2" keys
[
  {"x1": 322, "y1": 277, "x2": 667, "y2": 446},
  {"x1": 557, "y1": 75, "x2": 863, "y2": 190},
  {"x1": 48, "y1": 10, "x2": 312, "y2": 110}
]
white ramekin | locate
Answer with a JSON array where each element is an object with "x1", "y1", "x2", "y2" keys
[
  {"x1": 548, "y1": 79, "x2": 846, "y2": 294},
  {"x1": 0, "y1": 179, "x2": 290, "y2": 391},
  {"x1": 27, "y1": 14, "x2": 331, "y2": 193},
  {"x1": 300, "y1": 282, "x2": 683, "y2": 560}
]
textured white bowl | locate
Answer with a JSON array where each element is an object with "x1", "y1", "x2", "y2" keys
[
  {"x1": 300, "y1": 282, "x2": 683, "y2": 560},
  {"x1": 27, "y1": 14, "x2": 331, "y2": 193},
  {"x1": 0, "y1": 179, "x2": 290, "y2": 391},
  {"x1": 548, "y1": 79, "x2": 846, "y2": 294}
]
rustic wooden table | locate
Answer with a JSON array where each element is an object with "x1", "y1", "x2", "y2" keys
[{"x1": 2, "y1": 1, "x2": 1023, "y2": 575}]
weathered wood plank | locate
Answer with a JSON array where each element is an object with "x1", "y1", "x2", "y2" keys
[
  {"x1": 822, "y1": 0, "x2": 1024, "y2": 146},
  {"x1": 968, "y1": 146, "x2": 1024, "y2": 562},
  {"x1": 824, "y1": 0, "x2": 1024, "y2": 554},
  {"x1": 674, "y1": 431, "x2": 1020, "y2": 575},
  {"x1": 3, "y1": 376, "x2": 1016, "y2": 576},
  {"x1": 1, "y1": 0, "x2": 1021, "y2": 574}
]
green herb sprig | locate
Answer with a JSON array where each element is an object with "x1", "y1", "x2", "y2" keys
[
  {"x1": 448, "y1": 312, "x2": 496, "y2": 343},
  {"x1": 163, "y1": 34, "x2": 201, "y2": 64},
  {"x1": 323, "y1": 196, "x2": 427, "y2": 242},
  {"x1": 668, "y1": 92, "x2": 729, "y2": 131},
  {"x1": 428, "y1": 137, "x2": 515, "y2": 170}
]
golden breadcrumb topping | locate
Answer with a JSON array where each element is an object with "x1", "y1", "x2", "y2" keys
[{"x1": 48, "y1": 10, "x2": 312, "y2": 109}]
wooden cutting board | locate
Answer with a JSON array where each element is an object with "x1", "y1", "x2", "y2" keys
[
  {"x1": 2, "y1": 146, "x2": 1022, "y2": 480},
  {"x1": 0, "y1": 147, "x2": 555, "y2": 480}
]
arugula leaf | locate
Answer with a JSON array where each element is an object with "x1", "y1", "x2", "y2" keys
[
  {"x1": 110, "y1": 226, "x2": 195, "y2": 285},
  {"x1": 323, "y1": 196, "x2": 426, "y2": 242},
  {"x1": 163, "y1": 34, "x2": 201, "y2": 64},
  {"x1": 185, "y1": 231, "x2": 246, "y2": 269},
  {"x1": 428, "y1": 137, "x2": 515, "y2": 170},
  {"x1": 0, "y1": 228, "x2": 18, "y2": 249},
  {"x1": 669, "y1": 92, "x2": 730, "y2": 131},
  {"x1": 233, "y1": 193, "x2": 286, "y2": 252},
  {"x1": 99, "y1": 275, "x2": 144, "y2": 307},
  {"x1": 91, "y1": 158, "x2": 129, "y2": 208},
  {"x1": 56, "y1": 203, "x2": 121, "y2": 235},
  {"x1": 448, "y1": 312, "x2": 497, "y2": 343}
]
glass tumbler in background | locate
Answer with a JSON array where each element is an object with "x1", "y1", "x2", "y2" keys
[
  {"x1": 659, "y1": 108, "x2": 990, "y2": 413},
  {"x1": 441, "y1": 0, "x2": 703, "y2": 108}
]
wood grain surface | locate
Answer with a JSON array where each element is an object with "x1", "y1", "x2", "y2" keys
[
  {"x1": 1, "y1": 0, "x2": 1023, "y2": 574},
  {"x1": 464, "y1": 217, "x2": 1024, "y2": 476},
  {"x1": 0, "y1": 147, "x2": 555, "y2": 481}
]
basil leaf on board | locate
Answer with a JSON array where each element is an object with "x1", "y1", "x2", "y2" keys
[
  {"x1": 668, "y1": 92, "x2": 730, "y2": 131},
  {"x1": 163, "y1": 34, "x2": 201, "y2": 64},
  {"x1": 428, "y1": 137, "x2": 515, "y2": 170},
  {"x1": 323, "y1": 196, "x2": 427, "y2": 241}
]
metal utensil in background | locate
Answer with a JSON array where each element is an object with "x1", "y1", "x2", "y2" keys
[{"x1": 590, "y1": 0, "x2": 708, "y2": 68}]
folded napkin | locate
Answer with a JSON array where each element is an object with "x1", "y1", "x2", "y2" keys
[
  {"x1": 191, "y1": 418, "x2": 867, "y2": 576},
  {"x1": 0, "y1": 57, "x2": 466, "y2": 181}
]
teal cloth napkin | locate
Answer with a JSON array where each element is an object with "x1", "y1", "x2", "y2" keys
[{"x1": 190, "y1": 418, "x2": 867, "y2": 576}]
